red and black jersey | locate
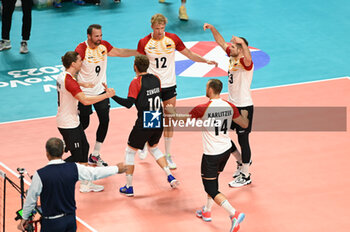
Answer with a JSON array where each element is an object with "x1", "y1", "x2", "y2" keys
[{"x1": 128, "y1": 73, "x2": 162, "y2": 127}]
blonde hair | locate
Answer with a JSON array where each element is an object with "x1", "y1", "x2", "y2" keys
[{"x1": 151, "y1": 13, "x2": 168, "y2": 25}]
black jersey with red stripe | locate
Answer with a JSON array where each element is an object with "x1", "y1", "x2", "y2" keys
[{"x1": 128, "y1": 73, "x2": 162, "y2": 127}]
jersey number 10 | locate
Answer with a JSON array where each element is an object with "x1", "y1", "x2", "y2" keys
[{"x1": 148, "y1": 96, "x2": 161, "y2": 111}]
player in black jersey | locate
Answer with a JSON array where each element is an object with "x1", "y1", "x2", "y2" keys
[{"x1": 112, "y1": 55, "x2": 179, "y2": 196}]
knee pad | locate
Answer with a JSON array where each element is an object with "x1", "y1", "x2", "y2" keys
[
  {"x1": 125, "y1": 147, "x2": 136, "y2": 165},
  {"x1": 202, "y1": 178, "x2": 220, "y2": 199},
  {"x1": 149, "y1": 147, "x2": 165, "y2": 160}
]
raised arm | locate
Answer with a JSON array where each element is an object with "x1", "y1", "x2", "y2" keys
[
  {"x1": 203, "y1": 23, "x2": 228, "y2": 51},
  {"x1": 179, "y1": 48, "x2": 218, "y2": 66},
  {"x1": 108, "y1": 47, "x2": 139, "y2": 57},
  {"x1": 231, "y1": 36, "x2": 252, "y2": 67}
]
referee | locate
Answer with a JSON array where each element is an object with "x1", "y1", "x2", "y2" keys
[{"x1": 17, "y1": 137, "x2": 126, "y2": 232}]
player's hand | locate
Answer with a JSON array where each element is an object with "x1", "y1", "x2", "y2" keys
[
  {"x1": 105, "y1": 88, "x2": 116, "y2": 98},
  {"x1": 207, "y1": 60, "x2": 218, "y2": 67},
  {"x1": 116, "y1": 162, "x2": 127, "y2": 173},
  {"x1": 17, "y1": 219, "x2": 28, "y2": 231},
  {"x1": 102, "y1": 82, "x2": 108, "y2": 90},
  {"x1": 203, "y1": 23, "x2": 213, "y2": 31},
  {"x1": 231, "y1": 36, "x2": 243, "y2": 45},
  {"x1": 240, "y1": 110, "x2": 249, "y2": 118}
]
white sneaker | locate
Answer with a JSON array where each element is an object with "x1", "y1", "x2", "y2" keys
[
  {"x1": 229, "y1": 173, "x2": 252, "y2": 188},
  {"x1": 0, "y1": 40, "x2": 11, "y2": 51},
  {"x1": 233, "y1": 160, "x2": 252, "y2": 178},
  {"x1": 166, "y1": 154, "x2": 177, "y2": 169},
  {"x1": 138, "y1": 148, "x2": 148, "y2": 160},
  {"x1": 20, "y1": 41, "x2": 28, "y2": 54},
  {"x1": 80, "y1": 181, "x2": 104, "y2": 193}
]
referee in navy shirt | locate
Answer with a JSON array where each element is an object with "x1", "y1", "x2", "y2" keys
[{"x1": 17, "y1": 137, "x2": 126, "y2": 232}]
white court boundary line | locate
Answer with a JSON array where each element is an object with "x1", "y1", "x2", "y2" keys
[
  {"x1": 0, "y1": 76, "x2": 349, "y2": 126},
  {"x1": 0, "y1": 162, "x2": 98, "y2": 232}
]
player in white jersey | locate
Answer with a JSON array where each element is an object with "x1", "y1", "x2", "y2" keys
[
  {"x1": 57, "y1": 51, "x2": 115, "y2": 193},
  {"x1": 75, "y1": 24, "x2": 138, "y2": 167},
  {"x1": 204, "y1": 23, "x2": 254, "y2": 187},
  {"x1": 166, "y1": 79, "x2": 249, "y2": 232},
  {"x1": 137, "y1": 14, "x2": 217, "y2": 169}
]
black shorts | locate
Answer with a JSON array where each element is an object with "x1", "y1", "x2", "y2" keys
[
  {"x1": 161, "y1": 85, "x2": 177, "y2": 101},
  {"x1": 78, "y1": 96, "x2": 110, "y2": 116},
  {"x1": 58, "y1": 124, "x2": 88, "y2": 163},
  {"x1": 127, "y1": 126, "x2": 163, "y2": 150},
  {"x1": 231, "y1": 105, "x2": 254, "y2": 134},
  {"x1": 201, "y1": 146, "x2": 232, "y2": 178}
]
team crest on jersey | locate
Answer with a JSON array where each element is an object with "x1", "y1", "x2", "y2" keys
[{"x1": 175, "y1": 41, "x2": 270, "y2": 77}]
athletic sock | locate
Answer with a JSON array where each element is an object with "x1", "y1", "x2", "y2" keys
[
  {"x1": 164, "y1": 137, "x2": 172, "y2": 156},
  {"x1": 163, "y1": 166, "x2": 172, "y2": 176},
  {"x1": 241, "y1": 163, "x2": 249, "y2": 176},
  {"x1": 204, "y1": 197, "x2": 214, "y2": 212},
  {"x1": 126, "y1": 174, "x2": 133, "y2": 187},
  {"x1": 221, "y1": 200, "x2": 236, "y2": 216},
  {"x1": 92, "y1": 142, "x2": 102, "y2": 156}
]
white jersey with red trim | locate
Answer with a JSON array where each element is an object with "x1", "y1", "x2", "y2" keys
[
  {"x1": 75, "y1": 40, "x2": 113, "y2": 96},
  {"x1": 56, "y1": 71, "x2": 83, "y2": 129},
  {"x1": 227, "y1": 56, "x2": 254, "y2": 107},
  {"x1": 190, "y1": 98, "x2": 240, "y2": 155},
  {"x1": 137, "y1": 32, "x2": 186, "y2": 88}
]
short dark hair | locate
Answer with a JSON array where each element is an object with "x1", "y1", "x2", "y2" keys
[
  {"x1": 134, "y1": 55, "x2": 150, "y2": 73},
  {"x1": 61, "y1": 51, "x2": 79, "y2": 69},
  {"x1": 87, "y1": 24, "x2": 102, "y2": 35},
  {"x1": 45, "y1": 137, "x2": 64, "y2": 158},
  {"x1": 236, "y1": 37, "x2": 249, "y2": 49},
  {"x1": 208, "y1": 79, "x2": 223, "y2": 94}
]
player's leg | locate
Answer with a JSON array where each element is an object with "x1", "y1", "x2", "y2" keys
[
  {"x1": 230, "y1": 122, "x2": 243, "y2": 176},
  {"x1": 19, "y1": 0, "x2": 32, "y2": 54},
  {"x1": 196, "y1": 153, "x2": 218, "y2": 222},
  {"x1": 88, "y1": 98, "x2": 110, "y2": 167},
  {"x1": 119, "y1": 145, "x2": 137, "y2": 197},
  {"x1": 78, "y1": 102, "x2": 92, "y2": 130},
  {"x1": 230, "y1": 140, "x2": 242, "y2": 178},
  {"x1": 119, "y1": 127, "x2": 150, "y2": 196},
  {"x1": 201, "y1": 150, "x2": 245, "y2": 231},
  {"x1": 229, "y1": 106, "x2": 254, "y2": 187},
  {"x1": 162, "y1": 91, "x2": 177, "y2": 169},
  {"x1": 179, "y1": 0, "x2": 188, "y2": 20},
  {"x1": 148, "y1": 129, "x2": 179, "y2": 188},
  {"x1": 75, "y1": 126, "x2": 104, "y2": 193},
  {"x1": 0, "y1": 0, "x2": 16, "y2": 51},
  {"x1": 138, "y1": 143, "x2": 148, "y2": 160}
]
